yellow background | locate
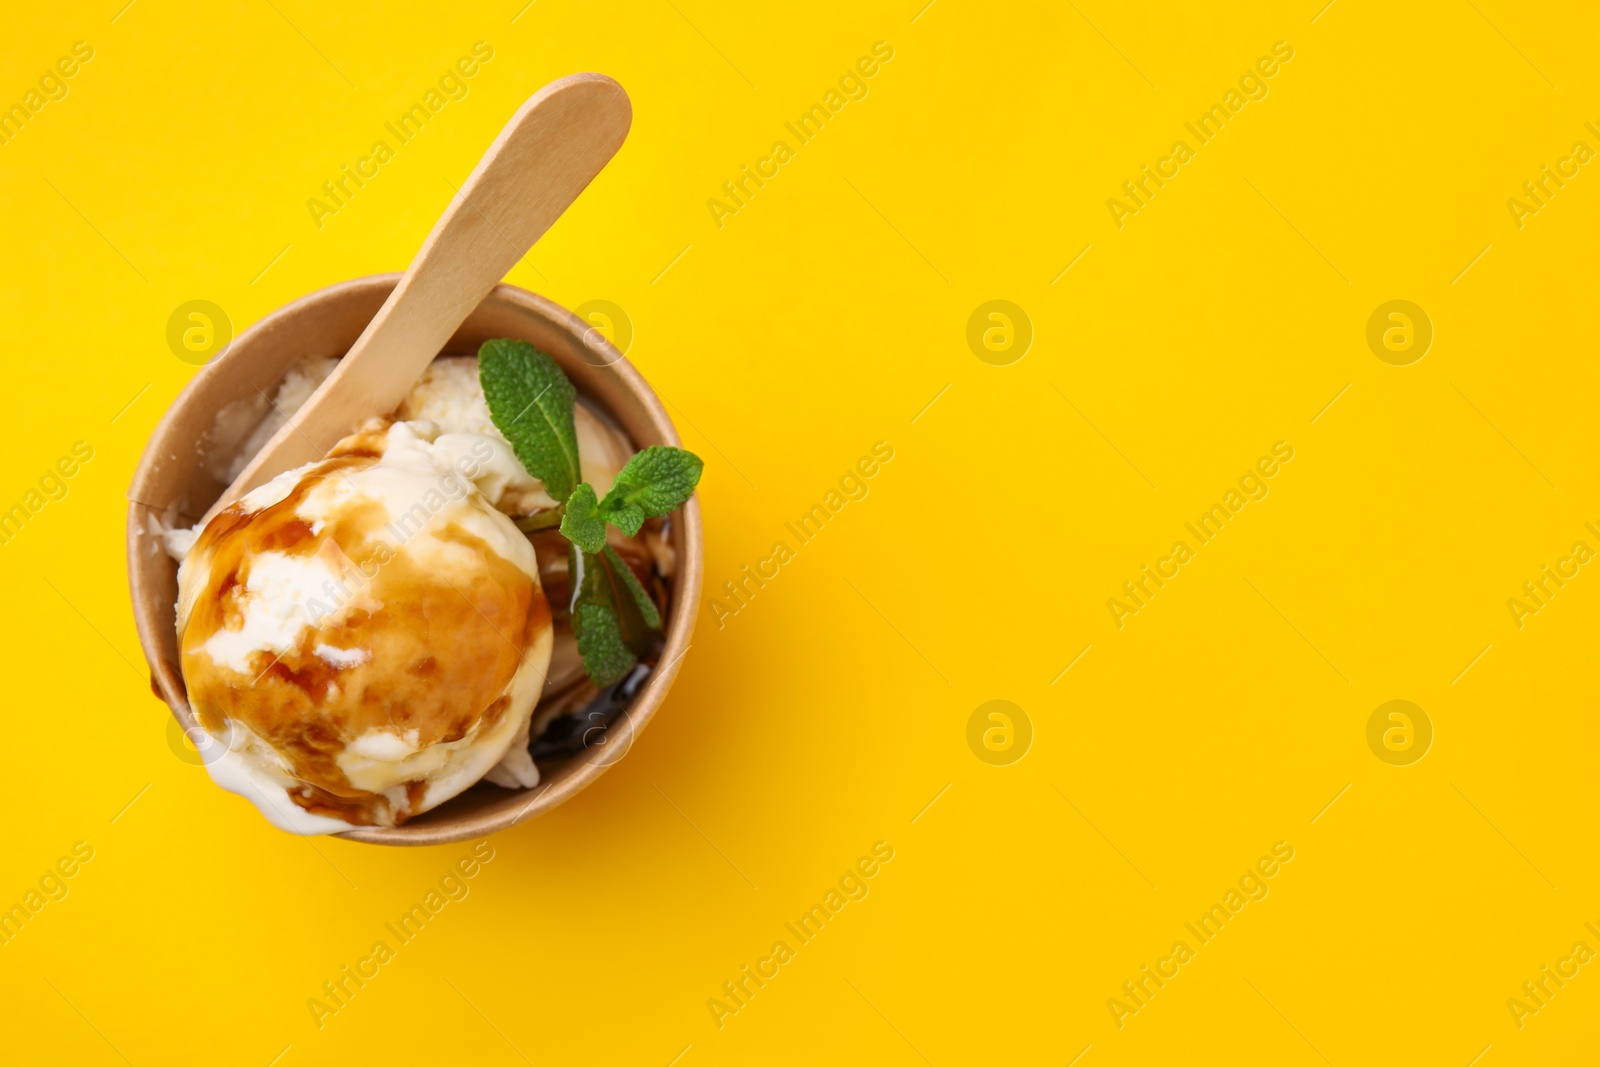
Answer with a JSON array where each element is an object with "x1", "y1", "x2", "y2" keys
[{"x1": 2, "y1": 0, "x2": 1597, "y2": 1063}]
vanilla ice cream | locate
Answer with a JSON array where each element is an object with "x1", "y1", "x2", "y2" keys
[
  {"x1": 396, "y1": 356, "x2": 634, "y2": 509},
  {"x1": 176, "y1": 419, "x2": 554, "y2": 833},
  {"x1": 172, "y1": 352, "x2": 661, "y2": 834}
]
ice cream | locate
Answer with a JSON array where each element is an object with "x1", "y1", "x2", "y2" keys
[
  {"x1": 206, "y1": 355, "x2": 340, "y2": 485},
  {"x1": 176, "y1": 419, "x2": 553, "y2": 832},
  {"x1": 396, "y1": 356, "x2": 634, "y2": 508},
  {"x1": 171, "y1": 353, "x2": 664, "y2": 834}
]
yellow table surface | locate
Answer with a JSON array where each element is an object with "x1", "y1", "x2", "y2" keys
[{"x1": 3, "y1": 1, "x2": 1597, "y2": 1063}]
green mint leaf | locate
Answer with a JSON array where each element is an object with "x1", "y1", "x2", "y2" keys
[
  {"x1": 478, "y1": 339, "x2": 580, "y2": 502},
  {"x1": 604, "y1": 545, "x2": 662, "y2": 630},
  {"x1": 596, "y1": 446, "x2": 704, "y2": 536},
  {"x1": 558, "y1": 483, "x2": 607, "y2": 553},
  {"x1": 568, "y1": 544, "x2": 637, "y2": 686},
  {"x1": 572, "y1": 601, "x2": 635, "y2": 687}
]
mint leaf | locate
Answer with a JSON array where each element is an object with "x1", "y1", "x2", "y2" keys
[
  {"x1": 568, "y1": 545, "x2": 637, "y2": 686},
  {"x1": 604, "y1": 545, "x2": 662, "y2": 630},
  {"x1": 597, "y1": 446, "x2": 704, "y2": 536},
  {"x1": 559, "y1": 483, "x2": 608, "y2": 553},
  {"x1": 572, "y1": 601, "x2": 635, "y2": 687},
  {"x1": 567, "y1": 544, "x2": 664, "y2": 686},
  {"x1": 478, "y1": 339, "x2": 580, "y2": 502}
]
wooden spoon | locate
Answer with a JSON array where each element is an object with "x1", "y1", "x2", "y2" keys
[{"x1": 203, "y1": 73, "x2": 631, "y2": 523}]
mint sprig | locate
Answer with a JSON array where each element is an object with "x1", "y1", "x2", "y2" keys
[
  {"x1": 561, "y1": 446, "x2": 704, "y2": 553},
  {"x1": 479, "y1": 339, "x2": 581, "y2": 502},
  {"x1": 479, "y1": 340, "x2": 699, "y2": 687}
]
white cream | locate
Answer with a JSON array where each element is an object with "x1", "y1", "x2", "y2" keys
[
  {"x1": 198, "y1": 550, "x2": 345, "y2": 674},
  {"x1": 399, "y1": 356, "x2": 635, "y2": 507},
  {"x1": 200, "y1": 719, "x2": 359, "y2": 836},
  {"x1": 314, "y1": 644, "x2": 370, "y2": 668}
]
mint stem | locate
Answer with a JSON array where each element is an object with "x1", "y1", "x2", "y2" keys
[{"x1": 513, "y1": 506, "x2": 565, "y2": 532}]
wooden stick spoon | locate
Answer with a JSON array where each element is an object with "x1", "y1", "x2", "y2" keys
[{"x1": 204, "y1": 73, "x2": 631, "y2": 523}]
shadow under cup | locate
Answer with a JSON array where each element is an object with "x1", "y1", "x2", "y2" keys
[{"x1": 126, "y1": 275, "x2": 702, "y2": 845}]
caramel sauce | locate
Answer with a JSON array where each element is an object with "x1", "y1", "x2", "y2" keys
[{"x1": 180, "y1": 448, "x2": 551, "y2": 826}]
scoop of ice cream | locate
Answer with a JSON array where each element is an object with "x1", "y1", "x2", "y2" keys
[
  {"x1": 396, "y1": 356, "x2": 635, "y2": 514},
  {"x1": 205, "y1": 355, "x2": 340, "y2": 485},
  {"x1": 175, "y1": 419, "x2": 554, "y2": 832}
]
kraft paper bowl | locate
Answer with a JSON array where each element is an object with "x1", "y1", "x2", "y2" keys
[{"x1": 126, "y1": 274, "x2": 702, "y2": 845}]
